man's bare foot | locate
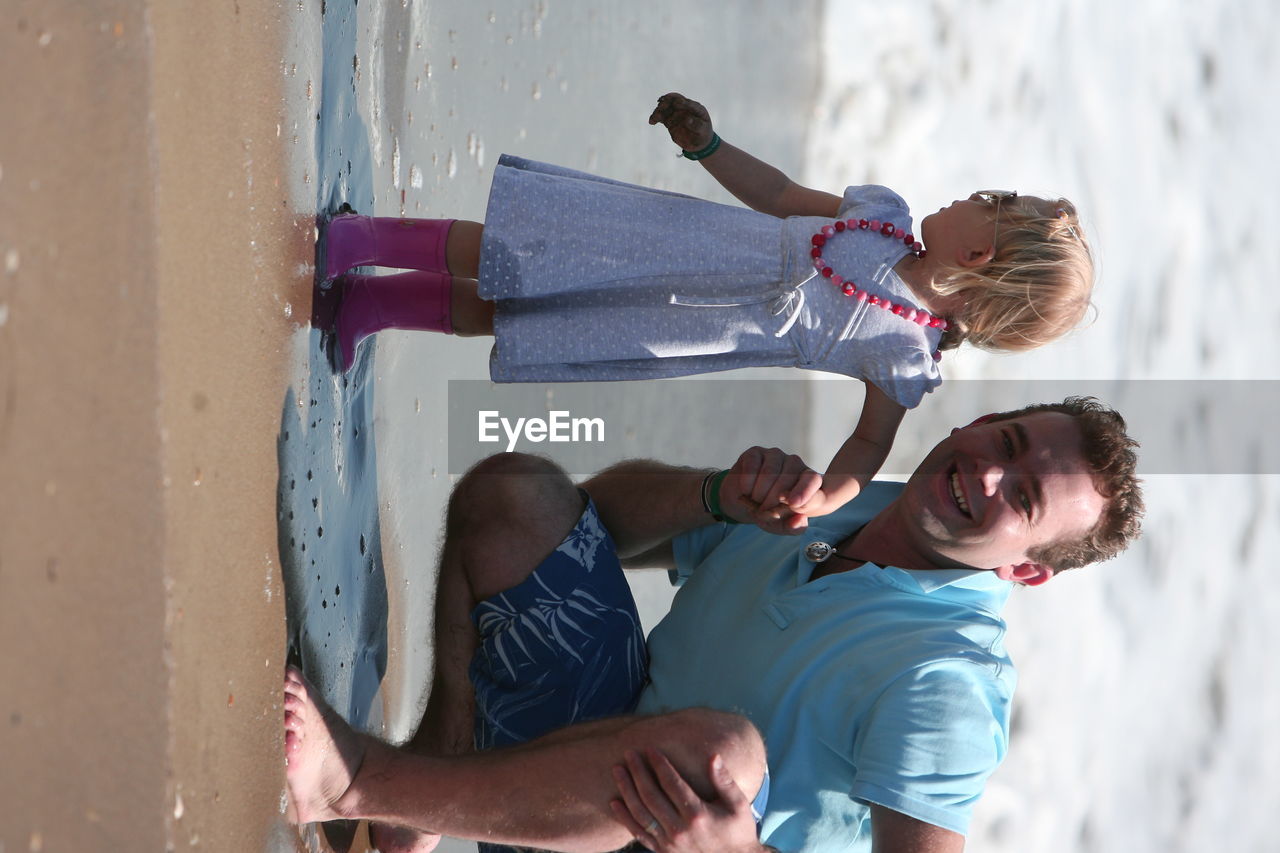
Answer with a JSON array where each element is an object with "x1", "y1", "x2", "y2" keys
[
  {"x1": 368, "y1": 822, "x2": 442, "y2": 853},
  {"x1": 283, "y1": 665, "x2": 369, "y2": 823}
]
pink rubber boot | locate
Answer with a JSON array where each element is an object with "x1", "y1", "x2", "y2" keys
[
  {"x1": 331, "y1": 270, "x2": 453, "y2": 372},
  {"x1": 323, "y1": 215, "x2": 456, "y2": 281}
]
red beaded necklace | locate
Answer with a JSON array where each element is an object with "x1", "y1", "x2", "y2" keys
[{"x1": 810, "y1": 218, "x2": 950, "y2": 351}]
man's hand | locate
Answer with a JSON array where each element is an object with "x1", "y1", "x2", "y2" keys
[
  {"x1": 648, "y1": 93, "x2": 715, "y2": 152},
  {"x1": 721, "y1": 446, "x2": 822, "y2": 534},
  {"x1": 611, "y1": 749, "x2": 767, "y2": 853}
]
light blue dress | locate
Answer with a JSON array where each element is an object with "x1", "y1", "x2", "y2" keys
[{"x1": 478, "y1": 156, "x2": 943, "y2": 408}]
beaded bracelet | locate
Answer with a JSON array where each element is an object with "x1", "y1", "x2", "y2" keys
[
  {"x1": 701, "y1": 469, "x2": 739, "y2": 523},
  {"x1": 682, "y1": 132, "x2": 722, "y2": 161}
]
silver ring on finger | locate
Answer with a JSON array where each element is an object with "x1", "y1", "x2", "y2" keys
[{"x1": 644, "y1": 818, "x2": 660, "y2": 835}]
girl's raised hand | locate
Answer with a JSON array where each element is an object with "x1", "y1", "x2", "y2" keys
[
  {"x1": 774, "y1": 487, "x2": 836, "y2": 518},
  {"x1": 648, "y1": 93, "x2": 715, "y2": 152}
]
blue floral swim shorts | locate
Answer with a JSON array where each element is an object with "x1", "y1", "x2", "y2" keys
[
  {"x1": 468, "y1": 491, "x2": 769, "y2": 853},
  {"x1": 470, "y1": 492, "x2": 649, "y2": 750}
]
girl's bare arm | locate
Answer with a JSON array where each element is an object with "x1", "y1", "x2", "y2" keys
[
  {"x1": 787, "y1": 382, "x2": 906, "y2": 517},
  {"x1": 649, "y1": 93, "x2": 841, "y2": 219}
]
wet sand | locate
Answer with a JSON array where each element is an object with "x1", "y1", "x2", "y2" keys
[{"x1": 2, "y1": 1, "x2": 308, "y2": 849}]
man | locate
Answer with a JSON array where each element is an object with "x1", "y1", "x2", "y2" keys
[{"x1": 283, "y1": 397, "x2": 1143, "y2": 853}]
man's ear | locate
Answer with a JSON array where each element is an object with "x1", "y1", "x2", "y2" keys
[{"x1": 994, "y1": 562, "x2": 1054, "y2": 587}]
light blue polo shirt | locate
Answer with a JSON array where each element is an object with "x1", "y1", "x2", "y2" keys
[{"x1": 634, "y1": 482, "x2": 1017, "y2": 853}]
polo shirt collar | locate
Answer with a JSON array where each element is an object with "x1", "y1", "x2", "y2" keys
[
  {"x1": 888, "y1": 565, "x2": 1014, "y2": 612},
  {"x1": 906, "y1": 567, "x2": 1004, "y2": 593}
]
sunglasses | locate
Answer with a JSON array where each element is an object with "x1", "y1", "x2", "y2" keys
[{"x1": 973, "y1": 189, "x2": 1017, "y2": 247}]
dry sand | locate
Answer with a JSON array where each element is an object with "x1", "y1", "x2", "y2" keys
[{"x1": 2, "y1": 1, "x2": 308, "y2": 849}]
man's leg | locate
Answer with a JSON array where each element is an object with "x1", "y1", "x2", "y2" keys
[
  {"x1": 409, "y1": 452, "x2": 589, "y2": 755},
  {"x1": 285, "y1": 666, "x2": 766, "y2": 853},
  {"x1": 375, "y1": 452, "x2": 640, "y2": 852}
]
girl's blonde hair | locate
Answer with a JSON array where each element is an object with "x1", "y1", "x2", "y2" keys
[{"x1": 933, "y1": 197, "x2": 1093, "y2": 352}]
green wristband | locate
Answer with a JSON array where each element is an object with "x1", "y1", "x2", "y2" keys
[
  {"x1": 706, "y1": 468, "x2": 740, "y2": 524},
  {"x1": 681, "y1": 132, "x2": 722, "y2": 161}
]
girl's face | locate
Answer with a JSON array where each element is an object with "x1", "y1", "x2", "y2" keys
[{"x1": 918, "y1": 192, "x2": 1007, "y2": 266}]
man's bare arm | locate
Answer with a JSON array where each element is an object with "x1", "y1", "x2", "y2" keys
[
  {"x1": 870, "y1": 804, "x2": 965, "y2": 853},
  {"x1": 582, "y1": 460, "x2": 711, "y2": 561},
  {"x1": 609, "y1": 758, "x2": 964, "y2": 852},
  {"x1": 584, "y1": 448, "x2": 823, "y2": 561}
]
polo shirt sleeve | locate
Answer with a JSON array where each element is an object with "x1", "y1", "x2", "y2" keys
[
  {"x1": 668, "y1": 522, "x2": 732, "y2": 587},
  {"x1": 849, "y1": 661, "x2": 1013, "y2": 836}
]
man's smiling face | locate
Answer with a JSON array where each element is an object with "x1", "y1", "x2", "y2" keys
[{"x1": 901, "y1": 411, "x2": 1107, "y2": 579}]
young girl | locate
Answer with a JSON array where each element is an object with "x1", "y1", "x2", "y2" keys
[{"x1": 317, "y1": 92, "x2": 1093, "y2": 519}]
